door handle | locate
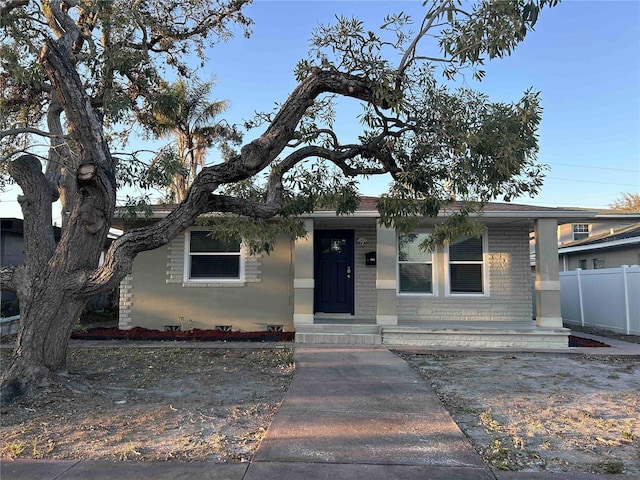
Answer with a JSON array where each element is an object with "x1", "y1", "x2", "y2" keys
[{"x1": 346, "y1": 266, "x2": 351, "y2": 279}]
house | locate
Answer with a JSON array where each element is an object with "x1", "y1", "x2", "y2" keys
[
  {"x1": 558, "y1": 214, "x2": 640, "y2": 246},
  {"x1": 529, "y1": 212, "x2": 640, "y2": 271},
  {"x1": 558, "y1": 222, "x2": 640, "y2": 271},
  {"x1": 1, "y1": 218, "x2": 62, "y2": 318},
  {"x1": 112, "y1": 199, "x2": 596, "y2": 348}
]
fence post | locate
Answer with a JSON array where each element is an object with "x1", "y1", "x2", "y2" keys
[
  {"x1": 576, "y1": 268, "x2": 585, "y2": 327},
  {"x1": 622, "y1": 265, "x2": 631, "y2": 335}
]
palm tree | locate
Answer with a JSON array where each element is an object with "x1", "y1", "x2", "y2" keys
[{"x1": 141, "y1": 79, "x2": 239, "y2": 202}]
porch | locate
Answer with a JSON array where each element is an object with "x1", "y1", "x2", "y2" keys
[
  {"x1": 295, "y1": 320, "x2": 569, "y2": 349},
  {"x1": 292, "y1": 213, "x2": 572, "y2": 349}
]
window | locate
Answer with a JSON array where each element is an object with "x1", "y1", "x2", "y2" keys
[
  {"x1": 186, "y1": 230, "x2": 243, "y2": 281},
  {"x1": 572, "y1": 224, "x2": 589, "y2": 241},
  {"x1": 447, "y1": 235, "x2": 486, "y2": 295},
  {"x1": 397, "y1": 233, "x2": 434, "y2": 294},
  {"x1": 578, "y1": 259, "x2": 587, "y2": 270},
  {"x1": 593, "y1": 258, "x2": 605, "y2": 269}
]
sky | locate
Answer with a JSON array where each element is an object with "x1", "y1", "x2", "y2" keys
[{"x1": 1, "y1": 0, "x2": 639, "y2": 221}]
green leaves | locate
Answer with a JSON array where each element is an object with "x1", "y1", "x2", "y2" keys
[{"x1": 194, "y1": 215, "x2": 307, "y2": 256}]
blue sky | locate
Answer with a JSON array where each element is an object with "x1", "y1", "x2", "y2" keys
[
  {"x1": 2, "y1": 0, "x2": 639, "y2": 221},
  {"x1": 204, "y1": 0, "x2": 640, "y2": 209}
]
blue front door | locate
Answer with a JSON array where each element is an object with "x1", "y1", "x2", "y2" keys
[{"x1": 314, "y1": 230, "x2": 354, "y2": 314}]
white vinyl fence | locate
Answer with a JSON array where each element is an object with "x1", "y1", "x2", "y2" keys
[{"x1": 560, "y1": 265, "x2": 640, "y2": 335}]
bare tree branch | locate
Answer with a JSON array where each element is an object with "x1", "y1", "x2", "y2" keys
[
  {"x1": 8, "y1": 155, "x2": 57, "y2": 275},
  {"x1": 44, "y1": 93, "x2": 67, "y2": 207},
  {"x1": 397, "y1": 0, "x2": 453, "y2": 79},
  {"x1": 0, "y1": 127, "x2": 70, "y2": 141}
]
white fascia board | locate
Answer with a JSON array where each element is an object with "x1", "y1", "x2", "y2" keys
[
  {"x1": 307, "y1": 210, "x2": 596, "y2": 220},
  {"x1": 122, "y1": 207, "x2": 597, "y2": 222},
  {"x1": 479, "y1": 211, "x2": 597, "y2": 219},
  {"x1": 593, "y1": 214, "x2": 640, "y2": 220},
  {"x1": 559, "y1": 236, "x2": 640, "y2": 254},
  {"x1": 307, "y1": 211, "x2": 380, "y2": 218}
]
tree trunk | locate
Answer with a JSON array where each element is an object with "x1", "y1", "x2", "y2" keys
[{"x1": 1, "y1": 273, "x2": 87, "y2": 405}]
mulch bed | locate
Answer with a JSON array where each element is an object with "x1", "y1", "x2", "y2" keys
[
  {"x1": 568, "y1": 335, "x2": 609, "y2": 348},
  {"x1": 71, "y1": 326, "x2": 294, "y2": 342},
  {"x1": 72, "y1": 328, "x2": 606, "y2": 347}
]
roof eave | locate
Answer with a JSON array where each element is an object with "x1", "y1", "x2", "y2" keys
[{"x1": 559, "y1": 236, "x2": 640, "y2": 254}]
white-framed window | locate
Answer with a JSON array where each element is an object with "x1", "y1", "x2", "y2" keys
[
  {"x1": 592, "y1": 257, "x2": 605, "y2": 269},
  {"x1": 572, "y1": 224, "x2": 589, "y2": 241},
  {"x1": 397, "y1": 232, "x2": 435, "y2": 295},
  {"x1": 184, "y1": 229, "x2": 244, "y2": 282},
  {"x1": 446, "y1": 233, "x2": 488, "y2": 296}
]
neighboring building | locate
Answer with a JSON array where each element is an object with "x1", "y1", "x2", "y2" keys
[
  {"x1": 557, "y1": 213, "x2": 640, "y2": 246},
  {"x1": 113, "y1": 199, "x2": 594, "y2": 349},
  {"x1": 0, "y1": 218, "x2": 62, "y2": 317},
  {"x1": 530, "y1": 211, "x2": 640, "y2": 270},
  {"x1": 0, "y1": 218, "x2": 117, "y2": 317},
  {"x1": 558, "y1": 223, "x2": 640, "y2": 272}
]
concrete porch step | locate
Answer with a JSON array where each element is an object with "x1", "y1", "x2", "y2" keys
[
  {"x1": 382, "y1": 322, "x2": 570, "y2": 349},
  {"x1": 294, "y1": 322, "x2": 571, "y2": 349},
  {"x1": 295, "y1": 324, "x2": 381, "y2": 345}
]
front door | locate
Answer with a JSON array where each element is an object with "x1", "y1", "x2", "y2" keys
[{"x1": 314, "y1": 230, "x2": 354, "y2": 314}]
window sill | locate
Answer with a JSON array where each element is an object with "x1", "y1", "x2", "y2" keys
[
  {"x1": 397, "y1": 292, "x2": 436, "y2": 297},
  {"x1": 183, "y1": 280, "x2": 246, "y2": 288},
  {"x1": 445, "y1": 292, "x2": 489, "y2": 297}
]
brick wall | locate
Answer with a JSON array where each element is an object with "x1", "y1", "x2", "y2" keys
[
  {"x1": 353, "y1": 225, "x2": 377, "y2": 321},
  {"x1": 398, "y1": 225, "x2": 532, "y2": 323},
  {"x1": 118, "y1": 274, "x2": 133, "y2": 330}
]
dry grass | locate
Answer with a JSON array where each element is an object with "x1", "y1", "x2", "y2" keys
[
  {"x1": 1, "y1": 346, "x2": 293, "y2": 462},
  {"x1": 400, "y1": 352, "x2": 640, "y2": 475}
]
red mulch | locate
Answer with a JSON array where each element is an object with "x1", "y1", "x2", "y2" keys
[
  {"x1": 71, "y1": 327, "x2": 294, "y2": 342},
  {"x1": 568, "y1": 335, "x2": 609, "y2": 348},
  {"x1": 70, "y1": 328, "x2": 606, "y2": 347}
]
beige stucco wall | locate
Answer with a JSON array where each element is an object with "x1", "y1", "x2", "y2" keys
[
  {"x1": 123, "y1": 231, "x2": 295, "y2": 331},
  {"x1": 398, "y1": 225, "x2": 532, "y2": 324},
  {"x1": 558, "y1": 220, "x2": 635, "y2": 245},
  {"x1": 560, "y1": 246, "x2": 640, "y2": 271}
]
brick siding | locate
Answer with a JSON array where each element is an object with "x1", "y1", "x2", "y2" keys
[{"x1": 398, "y1": 225, "x2": 532, "y2": 323}]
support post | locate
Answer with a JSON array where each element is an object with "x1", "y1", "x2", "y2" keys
[
  {"x1": 534, "y1": 218, "x2": 563, "y2": 328},
  {"x1": 376, "y1": 223, "x2": 397, "y2": 326},
  {"x1": 293, "y1": 219, "x2": 314, "y2": 326}
]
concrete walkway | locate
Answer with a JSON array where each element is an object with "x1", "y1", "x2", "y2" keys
[
  {"x1": 246, "y1": 346, "x2": 493, "y2": 479},
  {"x1": 3, "y1": 343, "x2": 640, "y2": 480}
]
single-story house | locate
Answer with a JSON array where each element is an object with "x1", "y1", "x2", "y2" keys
[
  {"x1": 558, "y1": 222, "x2": 640, "y2": 271},
  {"x1": 112, "y1": 198, "x2": 596, "y2": 348}
]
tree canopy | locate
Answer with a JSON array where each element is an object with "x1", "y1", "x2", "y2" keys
[
  {"x1": 0, "y1": 0, "x2": 558, "y2": 403},
  {"x1": 609, "y1": 193, "x2": 640, "y2": 213}
]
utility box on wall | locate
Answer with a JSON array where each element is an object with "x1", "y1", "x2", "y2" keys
[{"x1": 365, "y1": 251, "x2": 376, "y2": 266}]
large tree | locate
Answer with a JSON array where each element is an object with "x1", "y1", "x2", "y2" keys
[
  {"x1": 0, "y1": 0, "x2": 556, "y2": 403},
  {"x1": 609, "y1": 193, "x2": 640, "y2": 213}
]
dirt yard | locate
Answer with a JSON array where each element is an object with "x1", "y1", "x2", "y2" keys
[
  {"x1": 2, "y1": 343, "x2": 639, "y2": 476},
  {"x1": 400, "y1": 351, "x2": 640, "y2": 475},
  {"x1": 0, "y1": 345, "x2": 293, "y2": 462}
]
